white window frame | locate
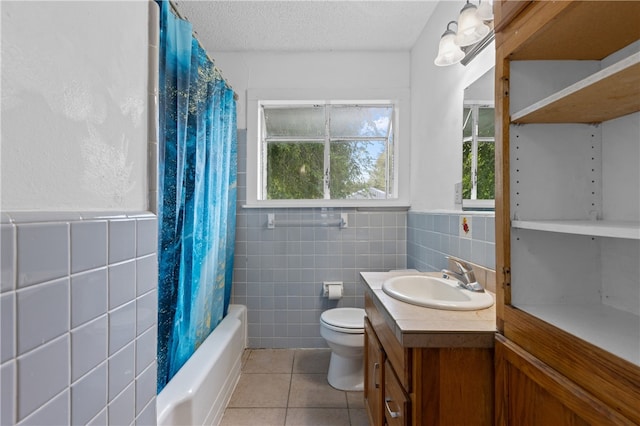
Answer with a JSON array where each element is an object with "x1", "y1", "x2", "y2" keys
[
  {"x1": 462, "y1": 101, "x2": 495, "y2": 211},
  {"x1": 246, "y1": 88, "x2": 411, "y2": 208}
]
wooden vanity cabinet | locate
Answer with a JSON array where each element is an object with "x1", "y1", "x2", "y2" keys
[
  {"x1": 494, "y1": 1, "x2": 640, "y2": 424},
  {"x1": 384, "y1": 360, "x2": 410, "y2": 426},
  {"x1": 364, "y1": 317, "x2": 385, "y2": 426},
  {"x1": 364, "y1": 292, "x2": 493, "y2": 426}
]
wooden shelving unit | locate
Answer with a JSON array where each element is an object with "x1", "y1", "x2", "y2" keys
[
  {"x1": 494, "y1": 1, "x2": 640, "y2": 424},
  {"x1": 512, "y1": 219, "x2": 640, "y2": 240},
  {"x1": 518, "y1": 303, "x2": 639, "y2": 366},
  {"x1": 511, "y1": 53, "x2": 640, "y2": 123}
]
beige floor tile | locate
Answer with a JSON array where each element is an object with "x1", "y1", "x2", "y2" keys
[
  {"x1": 228, "y1": 373, "x2": 291, "y2": 408},
  {"x1": 348, "y1": 408, "x2": 370, "y2": 426},
  {"x1": 346, "y1": 392, "x2": 365, "y2": 409},
  {"x1": 293, "y1": 349, "x2": 331, "y2": 374},
  {"x1": 243, "y1": 349, "x2": 295, "y2": 373},
  {"x1": 220, "y1": 408, "x2": 287, "y2": 426},
  {"x1": 285, "y1": 408, "x2": 350, "y2": 426},
  {"x1": 288, "y1": 374, "x2": 348, "y2": 408}
]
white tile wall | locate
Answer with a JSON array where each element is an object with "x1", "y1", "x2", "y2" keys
[
  {"x1": 17, "y1": 223, "x2": 69, "y2": 288},
  {"x1": 109, "y1": 261, "x2": 137, "y2": 310},
  {"x1": 16, "y1": 278, "x2": 69, "y2": 354},
  {"x1": 71, "y1": 221, "x2": 107, "y2": 274},
  {"x1": 108, "y1": 342, "x2": 136, "y2": 401},
  {"x1": 1, "y1": 224, "x2": 15, "y2": 292},
  {"x1": 71, "y1": 315, "x2": 108, "y2": 382},
  {"x1": 0, "y1": 212, "x2": 158, "y2": 425},
  {"x1": 71, "y1": 269, "x2": 108, "y2": 328},
  {"x1": 108, "y1": 383, "x2": 136, "y2": 426}
]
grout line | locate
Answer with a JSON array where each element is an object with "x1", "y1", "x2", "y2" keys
[{"x1": 284, "y1": 349, "x2": 295, "y2": 424}]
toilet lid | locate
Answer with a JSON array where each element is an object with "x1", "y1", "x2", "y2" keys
[{"x1": 320, "y1": 308, "x2": 365, "y2": 332}]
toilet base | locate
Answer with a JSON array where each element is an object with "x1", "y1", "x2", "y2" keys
[{"x1": 326, "y1": 352, "x2": 364, "y2": 391}]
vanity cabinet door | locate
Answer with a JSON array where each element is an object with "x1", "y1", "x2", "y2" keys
[
  {"x1": 384, "y1": 360, "x2": 410, "y2": 426},
  {"x1": 365, "y1": 317, "x2": 385, "y2": 426},
  {"x1": 495, "y1": 335, "x2": 633, "y2": 426}
]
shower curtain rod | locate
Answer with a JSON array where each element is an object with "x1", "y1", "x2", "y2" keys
[{"x1": 168, "y1": 1, "x2": 239, "y2": 101}]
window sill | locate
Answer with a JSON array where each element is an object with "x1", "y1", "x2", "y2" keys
[
  {"x1": 462, "y1": 199, "x2": 495, "y2": 211},
  {"x1": 242, "y1": 199, "x2": 411, "y2": 210}
]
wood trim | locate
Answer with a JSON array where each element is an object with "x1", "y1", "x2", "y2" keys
[
  {"x1": 498, "y1": 1, "x2": 640, "y2": 60},
  {"x1": 503, "y1": 306, "x2": 640, "y2": 424},
  {"x1": 493, "y1": 1, "x2": 531, "y2": 34},
  {"x1": 494, "y1": 47, "x2": 511, "y2": 333},
  {"x1": 494, "y1": 335, "x2": 509, "y2": 426},
  {"x1": 496, "y1": 0, "x2": 572, "y2": 57},
  {"x1": 496, "y1": 335, "x2": 635, "y2": 425}
]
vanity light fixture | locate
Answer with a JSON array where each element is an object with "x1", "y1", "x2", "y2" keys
[
  {"x1": 456, "y1": 0, "x2": 490, "y2": 46},
  {"x1": 434, "y1": 21, "x2": 466, "y2": 66},
  {"x1": 476, "y1": 0, "x2": 494, "y2": 21},
  {"x1": 434, "y1": 0, "x2": 494, "y2": 67}
]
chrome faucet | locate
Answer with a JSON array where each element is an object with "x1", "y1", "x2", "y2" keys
[{"x1": 442, "y1": 259, "x2": 484, "y2": 292}]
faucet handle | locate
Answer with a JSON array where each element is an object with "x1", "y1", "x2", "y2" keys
[
  {"x1": 452, "y1": 258, "x2": 473, "y2": 272},
  {"x1": 450, "y1": 258, "x2": 476, "y2": 283}
]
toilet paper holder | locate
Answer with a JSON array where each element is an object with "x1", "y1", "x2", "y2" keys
[{"x1": 323, "y1": 281, "x2": 343, "y2": 298}]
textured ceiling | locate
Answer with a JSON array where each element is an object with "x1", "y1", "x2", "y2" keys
[{"x1": 173, "y1": 1, "x2": 438, "y2": 52}]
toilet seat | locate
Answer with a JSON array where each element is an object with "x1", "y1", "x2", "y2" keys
[{"x1": 320, "y1": 308, "x2": 365, "y2": 334}]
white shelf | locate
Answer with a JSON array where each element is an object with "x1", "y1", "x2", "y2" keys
[
  {"x1": 517, "y1": 303, "x2": 640, "y2": 367},
  {"x1": 511, "y1": 52, "x2": 640, "y2": 124},
  {"x1": 512, "y1": 219, "x2": 640, "y2": 240}
]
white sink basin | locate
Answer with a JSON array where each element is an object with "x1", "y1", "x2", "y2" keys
[{"x1": 381, "y1": 275, "x2": 494, "y2": 311}]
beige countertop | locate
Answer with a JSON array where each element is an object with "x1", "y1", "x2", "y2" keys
[{"x1": 361, "y1": 270, "x2": 497, "y2": 348}]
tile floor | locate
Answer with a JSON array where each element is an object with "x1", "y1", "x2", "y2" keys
[{"x1": 221, "y1": 349, "x2": 370, "y2": 426}]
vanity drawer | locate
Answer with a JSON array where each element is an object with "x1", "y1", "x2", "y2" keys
[
  {"x1": 384, "y1": 360, "x2": 410, "y2": 426},
  {"x1": 365, "y1": 292, "x2": 411, "y2": 390}
]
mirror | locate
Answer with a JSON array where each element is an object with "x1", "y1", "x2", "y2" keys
[{"x1": 462, "y1": 67, "x2": 495, "y2": 210}]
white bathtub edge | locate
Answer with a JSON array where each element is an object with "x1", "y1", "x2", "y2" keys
[{"x1": 157, "y1": 304, "x2": 248, "y2": 426}]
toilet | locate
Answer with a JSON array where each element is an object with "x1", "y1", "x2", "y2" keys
[{"x1": 319, "y1": 307, "x2": 366, "y2": 391}]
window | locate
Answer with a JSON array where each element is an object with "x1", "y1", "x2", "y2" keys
[
  {"x1": 260, "y1": 103, "x2": 394, "y2": 201},
  {"x1": 462, "y1": 103, "x2": 495, "y2": 209},
  {"x1": 246, "y1": 89, "x2": 410, "y2": 208}
]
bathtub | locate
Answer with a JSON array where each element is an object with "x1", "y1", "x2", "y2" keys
[{"x1": 157, "y1": 304, "x2": 247, "y2": 426}]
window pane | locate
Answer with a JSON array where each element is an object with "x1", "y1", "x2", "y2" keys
[
  {"x1": 330, "y1": 140, "x2": 388, "y2": 199},
  {"x1": 463, "y1": 107, "x2": 472, "y2": 139},
  {"x1": 264, "y1": 106, "x2": 325, "y2": 138},
  {"x1": 476, "y1": 141, "x2": 495, "y2": 199},
  {"x1": 387, "y1": 130, "x2": 395, "y2": 198},
  {"x1": 266, "y1": 142, "x2": 324, "y2": 199},
  {"x1": 478, "y1": 107, "x2": 495, "y2": 138},
  {"x1": 330, "y1": 106, "x2": 392, "y2": 138},
  {"x1": 462, "y1": 141, "x2": 473, "y2": 199}
]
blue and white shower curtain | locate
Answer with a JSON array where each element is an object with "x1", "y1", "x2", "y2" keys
[{"x1": 156, "y1": 0, "x2": 237, "y2": 392}]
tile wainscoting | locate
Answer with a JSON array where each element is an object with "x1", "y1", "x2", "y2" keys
[
  {"x1": 0, "y1": 212, "x2": 158, "y2": 426},
  {"x1": 407, "y1": 211, "x2": 495, "y2": 273}
]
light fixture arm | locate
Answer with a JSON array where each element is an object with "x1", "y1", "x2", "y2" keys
[{"x1": 444, "y1": 20, "x2": 458, "y2": 34}]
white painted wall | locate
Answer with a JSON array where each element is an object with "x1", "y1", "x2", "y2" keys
[
  {"x1": 212, "y1": 51, "x2": 411, "y2": 130},
  {"x1": 1, "y1": 1, "x2": 149, "y2": 211},
  {"x1": 410, "y1": 1, "x2": 495, "y2": 211}
]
